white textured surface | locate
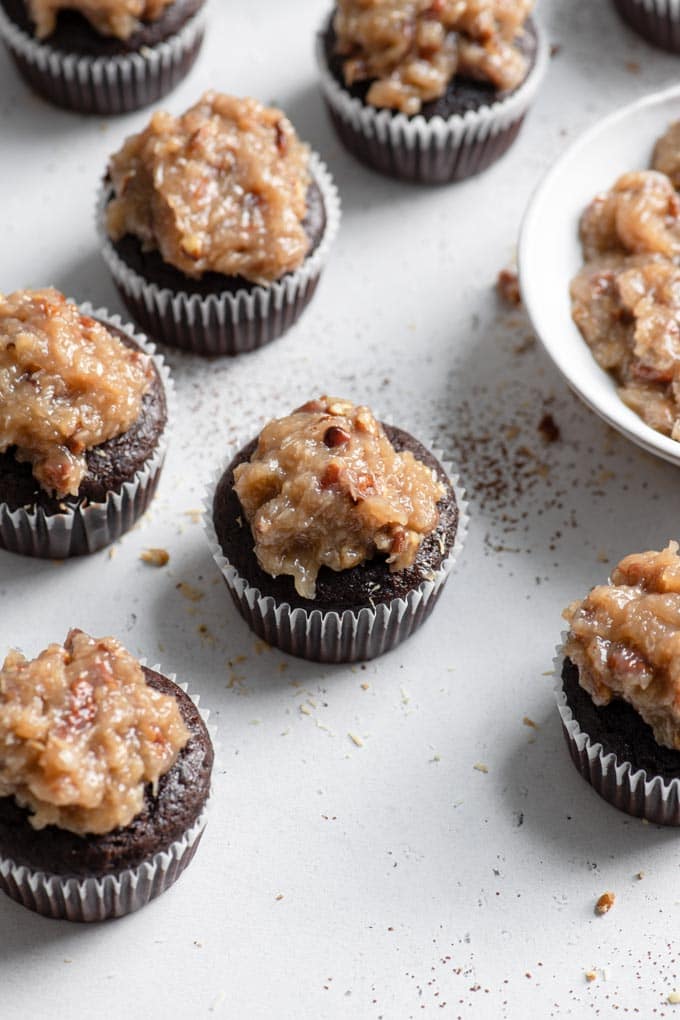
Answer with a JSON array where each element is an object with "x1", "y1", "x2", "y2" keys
[{"x1": 1, "y1": 1, "x2": 680, "y2": 1017}]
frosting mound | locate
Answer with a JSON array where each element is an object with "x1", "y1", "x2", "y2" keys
[
  {"x1": 564, "y1": 543, "x2": 680, "y2": 751},
  {"x1": 0, "y1": 287, "x2": 151, "y2": 498},
  {"x1": 106, "y1": 92, "x2": 312, "y2": 285},
  {"x1": 0, "y1": 630, "x2": 189, "y2": 836},
  {"x1": 233, "y1": 397, "x2": 446, "y2": 599}
]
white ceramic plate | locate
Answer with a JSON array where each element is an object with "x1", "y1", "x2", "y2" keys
[{"x1": 519, "y1": 83, "x2": 680, "y2": 467}]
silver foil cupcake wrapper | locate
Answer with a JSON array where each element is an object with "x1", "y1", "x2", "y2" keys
[
  {"x1": 612, "y1": 0, "x2": 680, "y2": 51},
  {"x1": 554, "y1": 639, "x2": 680, "y2": 826},
  {"x1": 97, "y1": 153, "x2": 341, "y2": 356},
  {"x1": 0, "y1": 4, "x2": 206, "y2": 115},
  {"x1": 0, "y1": 676, "x2": 216, "y2": 921},
  {"x1": 203, "y1": 439, "x2": 469, "y2": 663},
  {"x1": 316, "y1": 18, "x2": 549, "y2": 184},
  {"x1": 0, "y1": 304, "x2": 172, "y2": 559}
]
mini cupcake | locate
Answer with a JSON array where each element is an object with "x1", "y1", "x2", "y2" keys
[
  {"x1": 0, "y1": 0, "x2": 206, "y2": 115},
  {"x1": 556, "y1": 542, "x2": 680, "y2": 825},
  {"x1": 205, "y1": 397, "x2": 467, "y2": 663},
  {"x1": 98, "y1": 91, "x2": 341, "y2": 357},
  {"x1": 612, "y1": 0, "x2": 680, "y2": 53},
  {"x1": 0, "y1": 629, "x2": 213, "y2": 921},
  {"x1": 0, "y1": 287, "x2": 170, "y2": 559},
  {"x1": 317, "y1": 0, "x2": 548, "y2": 185}
]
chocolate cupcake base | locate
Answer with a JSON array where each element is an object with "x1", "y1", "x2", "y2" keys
[
  {"x1": 316, "y1": 19, "x2": 548, "y2": 185},
  {"x1": 555, "y1": 648, "x2": 680, "y2": 825},
  {"x1": 612, "y1": 0, "x2": 680, "y2": 52},
  {"x1": 0, "y1": 306, "x2": 171, "y2": 560},
  {"x1": 98, "y1": 154, "x2": 340, "y2": 356},
  {"x1": 205, "y1": 429, "x2": 468, "y2": 663},
  {"x1": 0, "y1": 3, "x2": 205, "y2": 116},
  {"x1": 0, "y1": 671, "x2": 213, "y2": 921}
]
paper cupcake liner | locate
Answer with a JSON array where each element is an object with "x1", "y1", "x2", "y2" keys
[
  {"x1": 554, "y1": 640, "x2": 680, "y2": 826},
  {"x1": 203, "y1": 438, "x2": 469, "y2": 663},
  {"x1": 0, "y1": 305, "x2": 172, "y2": 560},
  {"x1": 0, "y1": 4, "x2": 205, "y2": 115},
  {"x1": 97, "y1": 153, "x2": 341, "y2": 356},
  {"x1": 612, "y1": 0, "x2": 680, "y2": 51},
  {"x1": 0, "y1": 674, "x2": 215, "y2": 921},
  {"x1": 316, "y1": 19, "x2": 549, "y2": 184}
]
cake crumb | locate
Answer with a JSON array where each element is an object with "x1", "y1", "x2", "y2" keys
[
  {"x1": 595, "y1": 891, "x2": 615, "y2": 916},
  {"x1": 176, "y1": 582, "x2": 203, "y2": 601},
  {"x1": 636, "y1": 871, "x2": 645, "y2": 880},
  {"x1": 140, "y1": 548, "x2": 170, "y2": 567},
  {"x1": 597, "y1": 550, "x2": 610, "y2": 564},
  {"x1": 361, "y1": 682, "x2": 370, "y2": 690},
  {"x1": 522, "y1": 716, "x2": 538, "y2": 729},
  {"x1": 497, "y1": 268, "x2": 521, "y2": 306},
  {"x1": 473, "y1": 762, "x2": 489, "y2": 774},
  {"x1": 254, "y1": 640, "x2": 270, "y2": 655},
  {"x1": 668, "y1": 990, "x2": 680, "y2": 1005},
  {"x1": 183, "y1": 508, "x2": 203, "y2": 524},
  {"x1": 300, "y1": 704, "x2": 312, "y2": 716},
  {"x1": 348, "y1": 732, "x2": 364, "y2": 747},
  {"x1": 275, "y1": 893, "x2": 284, "y2": 901},
  {"x1": 585, "y1": 970, "x2": 597, "y2": 983}
]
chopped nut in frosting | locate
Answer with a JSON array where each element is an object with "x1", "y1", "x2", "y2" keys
[
  {"x1": 571, "y1": 133, "x2": 680, "y2": 441},
  {"x1": 27, "y1": 0, "x2": 174, "y2": 41},
  {"x1": 0, "y1": 629, "x2": 189, "y2": 836},
  {"x1": 333, "y1": 0, "x2": 534, "y2": 115},
  {"x1": 233, "y1": 397, "x2": 446, "y2": 599},
  {"x1": 0, "y1": 288, "x2": 152, "y2": 498},
  {"x1": 106, "y1": 92, "x2": 312, "y2": 285},
  {"x1": 564, "y1": 543, "x2": 680, "y2": 751}
]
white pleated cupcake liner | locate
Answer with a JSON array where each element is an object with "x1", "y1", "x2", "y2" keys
[
  {"x1": 97, "y1": 152, "x2": 342, "y2": 356},
  {"x1": 554, "y1": 638, "x2": 680, "y2": 826},
  {"x1": 203, "y1": 434, "x2": 469, "y2": 663},
  {"x1": 0, "y1": 3, "x2": 206, "y2": 115},
  {"x1": 0, "y1": 304, "x2": 173, "y2": 560},
  {"x1": 612, "y1": 0, "x2": 680, "y2": 51},
  {"x1": 316, "y1": 17, "x2": 549, "y2": 184},
  {"x1": 0, "y1": 673, "x2": 216, "y2": 922}
]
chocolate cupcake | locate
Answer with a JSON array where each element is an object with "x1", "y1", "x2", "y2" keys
[
  {"x1": 556, "y1": 543, "x2": 680, "y2": 825},
  {"x1": 0, "y1": 629, "x2": 214, "y2": 921},
  {"x1": 98, "y1": 92, "x2": 341, "y2": 356},
  {"x1": 0, "y1": 0, "x2": 205, "y2": 115},
  {"x1": 0, "y1": 287, "x2": 170, "y2": 559},
  {"x1": 612, "y1": 0, "x2": 680, "y2": 53},
  {"x1": 205, "y1": 397, "x2": 468, "y2": 663},
  {"x1": 317, "y1": 1, "x2": 548, "y2": 185}
]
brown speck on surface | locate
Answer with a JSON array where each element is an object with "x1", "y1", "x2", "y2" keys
[
  {"x1": 550, "y1": 42, "x2": 562, "y2": 57},
  {"x1": 254, "y1": 639, "x2": 270, "y2": 655},
  {"x1": 361, "y1": 682, "x2": 370, "y2": 690},
  {"x1": 176, "y1": 581, "x2": 203, "y2": 601},
  {"x1": 183, "y1": 509, "x2": 203, "y2": 524},
  {"x1": 597, "y1": 550, "x2": 609, "y2": 563},
  {"x1": 636, "y1": 871, "x2": 645, "y2": 880},
  {"x1": 522, "y1": 716, "x2": 538, "y2": 729},
  {"x1": 625, "y1": 60, "x2": 641, "y2": 74},
  {"x1": 538, "y1": 413, "x2": 560, "y2": 444},
  {"x1": 497, "y1": 269, "x2": 521, "y2": 307},
  {"x1": 585, "y1": 970, "x2": 597, "y2": 983},
  {"x1": 595, "y1": 891, "x2": 615, "y2": 916},
  {"x1": 275, "y1": 893, "x2": 284, "y2": 901},
  {"x1": 140, "y1": 547, "x2": 170, "y2": 567},
  {"x1": 668, "y1": 990, "x2": 680, "y2": 1004},
  {"x1": 473, "y1": 762, "x2": 489, "y2": 774}
]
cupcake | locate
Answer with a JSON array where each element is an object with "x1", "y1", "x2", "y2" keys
[
  {"x1": 205, "y1": 397, "x2": 467, "y2": 663},
  {"x1": 98, "y1": 91, "x2": 341, "y2": 357},
  {"x1": 557, "y1": 542, "x2": 680, "y2": 825},
  {"x1": 316, "y1": 0, "x2": 548, "y2": 185},
  {"x1": 612, "y1": 0, "x2": 680, "y2": 53},
  {"x1": 0, "y1": 287, "x2": 170, "y2": 559},
  {"x1": 0, "y1": 629, "x2": 213, "y2": 921},
  {"x1": 0, "y1": 0, "x2": 206, "y2": 115}
]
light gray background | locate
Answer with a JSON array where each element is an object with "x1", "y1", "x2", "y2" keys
[{"x1": 1, "y1": 1, "x2": 680, "y2": 1017}]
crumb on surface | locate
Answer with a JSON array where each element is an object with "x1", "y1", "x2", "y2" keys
[
  {"x1": 595, "y1": 891, "x2": 615, "y2": 916},
  {"x1": 176, "y1": 581, "x2": 203, "y2": 601},
  {"x1": 140, "y1": 547, "x2": 170, "y2": 567},
  {"x1": 473, "y1": 762, "x2": 489, "y2": 774},
  {"x1": 668, "y1": 990, "x2": 680, "y2": 1004},
  {"x1": 538, "y1": 413, "x2": 560, "y2": 444},
  {"x1": 348, "y1": 732, "x2": 364, "y2": 747},
  {"x1": 497, "y1": 268, "x2": 521, "y2": 306},
  {"x1": 585, "y1": 970, "x2": 597, "y2": 983},
  {"x1": 522, "y1": 716, "x2": 538, "y2": 729}
]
